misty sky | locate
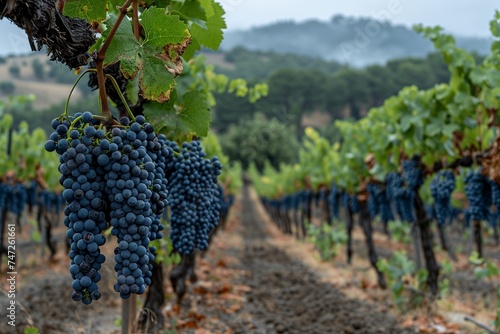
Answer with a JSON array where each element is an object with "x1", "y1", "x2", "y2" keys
[
  {"x1": 220, "y1": 0, "x2": 498, "y2": 37},
  {"x1": 0, "y1": 0, "x2": 497, "y2": 56}
]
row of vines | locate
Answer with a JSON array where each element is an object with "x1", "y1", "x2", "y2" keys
[
  {"x1": 0, "y1": 0, "x2": 253, "y2": 332},
  {"x1": 250, "y1": 13, "x2": 500, "y2": 333}
]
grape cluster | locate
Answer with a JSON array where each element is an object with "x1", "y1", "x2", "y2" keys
[
  {"x1": 46, "y1": 111, "x2": 108, "y2": 304},
  {"x1": 7, "y1": 183, "x2": 27, "y2": 216},
  {"x1": 341, "y1": 193, "x2": 359, "y2": 214},
  {"x1": 0, "y1": 183, "x2": 5, "y2": 211},
  {"x1": 464, "y1": 169, "x2": 491, "y2": 221},
  {"x1": 148, "y1": 134, "x2": 172, "y2": 241},
  {"x1": 27, "y1": 180, "x2": 38, "y2": 207},
  {"x1": 0, "y1": 180, "x2": 62, "y2": 215},
  {"x1": 166, "y1": 141, "x2": 222, "y2": 254},
  {"x1": 430, "y1": 170, "x2": 455, "y2": 227},
  {"x1": 101, "y1": 117, "x2": 168, "y2": 299},
  {"x1": 40, "y1": 190, "x2": 64, "y2": 213},
  {"x1": 328, "y1": 184, "x2": 340, "y2": 219},
  {"x1": 366, "y1": 182, "x2": 394, "y2": 224},
  {"x1": 45, "y1": 112, "x2": 179, "y2": 303},
  {"x1": 388, "y1": 172, "x2": 415, "y2": 223},
  {"x1": 290, "y1": 191, "x2": 300, "y2": 211},
  {"x1": 402, "y1": 157, "x2": 424, "y2": 191},
  {"x1": 380, "y1": 190, "x2": 394, "y2": 224},
  {"x1": 282, "y1": 195, "x2": 293, "y2": 211},
  {"x1": 366, "y1": 183, "x2": 381, "y2": 218},
  {"x1": 218, "y1": 184, "x2": 229, "y2": 219},
  {"x1": 489, "y1": 179, "x2": 500, "y2": 229},
  {"x1": 489, "y1": 179, "x2": 500, "y2": 210},
  {"x1": 0, "y1": 182, "x2": 28, "y2": 216},
  {"x1": 302, "y1": 190, "x2": 313, "y2": 212}
]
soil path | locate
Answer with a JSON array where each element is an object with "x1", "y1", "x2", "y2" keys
[
  {"x1": 170, "y1": 187, "x2": 418, "y2": 334},
  {"x1": 215, "y1": 185, "x2": 417, "y2": 334}
]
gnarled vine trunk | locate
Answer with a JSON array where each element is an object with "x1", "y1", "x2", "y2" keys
[
  {"x1": 472, "y1": 220, "x2": 483, "y2": 258},
  {"x1": 437, "y1": 224, "x2": 457, "y2": 262},
  {"x1": 359, "y1": 201, "x2": 386, "y2": 289},
  {"x1": 0, "y1": 0, "x2": 96, "y2": 68},
  {"x1": 346, "y1": 203, "x2": 354, "y2": 265},
  {"x1": 414, "y1": 193, "x2": 440, "y2": 296},
  {"x1": 137, "y1": 262, "x2": 165, "y2": 333}
]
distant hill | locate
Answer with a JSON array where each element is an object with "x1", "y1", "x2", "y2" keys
[
  {"x1": 220, "y1": 15, "x2": 492, "y2": 67},
  {"x1": 0, "y1": 54, "x2": 83, "y2": 109}
]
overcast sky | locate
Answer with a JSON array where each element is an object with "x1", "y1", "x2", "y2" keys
[
  {"x1": 220, "y1": 0, "x2": 498, "y2": 37},
  {"x1": 0, "y1": 0, "x2": 497, "y2": 56}
]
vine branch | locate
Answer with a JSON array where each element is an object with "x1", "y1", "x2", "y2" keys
[
  {"x1": 0, "y1": 0, "x2": 96, "y2": 69},
  {"x1": 96, "y1": 0, "x2": 133, "y2": 118},
  {"x1": 132, "y1": 0, "x2": 140, "y2": 41}
]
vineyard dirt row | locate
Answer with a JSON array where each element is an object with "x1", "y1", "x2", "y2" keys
[
  {"x1": 1, "y1": 183, "x2": 498, "y2": 333},
  {"x1": 141, "y1": 184, "x2": 418, "y2": 333}
]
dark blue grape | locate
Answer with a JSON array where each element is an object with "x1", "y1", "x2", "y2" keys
[
  {"x1": 430, "y1": 170, "x2": 455, "y2": 227},
  {"x1": 166, "y1": 140, "x2": 222, "y2": 254}
]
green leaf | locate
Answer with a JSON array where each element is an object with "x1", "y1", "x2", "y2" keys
[
  {"x1": 63, "y1": 0, "x2": 108, "y2": 23},
  {"x1": 104, "y1": 8, "x2": 191, "y2": 102},
  {"x1": 442, "y1": 124, "x2": 459, "y2": 138},
  {"x1": 183, "y1": 38, "x2": 201, "y2": 61},
  {"x1": 190, "y1": 0, "x2": 226, "y2": 50},
  {"x1": 443, "y1": 140, "x2": 455, "y2": 157},
  {"x1": 400, "y1": 114, "x2": 412, "y2": 133},
  {"x1": 144, "y1": 90, "x2": 211, "y2": 142},
  {"x1": 425, "y1": 121, "x2": 442, "y2": 137},
  {"x1": 125, "y1": 76, "x2": 140, "y2": 106},
  {"x1": 170, "y1": 0, "x2": 208, "y2": 28},
  {"x1": 464, "y1": 117, "x2": 477, "y2": 128},
  {"x1": 470, "y1": 67, "x2": 488, "y2": 85},
  {"x1": 369, "y1": 163, "x2": 386, "y2": 182},
  {"x1": 490, "y1": 13, "x2": 500, "y2": 37}
]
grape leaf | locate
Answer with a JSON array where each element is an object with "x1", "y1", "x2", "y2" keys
[
  {"x1": 183, "y1": 38, "x2": 201, "y2": 61},
  {"x1": 126, "y1": 76, "x2": 140, "y2": 105},
  {"x1": 190, "y1": 0, "x2": 226, "y2": 50},
  {"x1": 104, "y1": 7, "x2": 191, "y2": 102},
  {"x1": 170, "y1": 0, "x2": 208, "y2": 28},
  {"x1": 144, "y1": 91, "x2": 211, "y2": 142},
  {"x1": 63, "y1": 0, "x2": 108, "y2": 23}
]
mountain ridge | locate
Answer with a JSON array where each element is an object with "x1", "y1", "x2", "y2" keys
[{"x1": 220, "y1": 15, "x2": 493, "y2": 67}]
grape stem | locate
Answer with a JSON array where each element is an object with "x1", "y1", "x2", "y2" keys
[
  {"x1": 104, "y1": 74, "x2": 136, "y2": 122},
  {"x1": 67, "y1": 115, "x2": 109, "y2": 139},
  {"x1": 64, "y1": 69, "x2": 97, "y2": 117},
  {"x1": 96, "y1": 0, "x2": 133, "y2": 119},
  {"x1": 69, "y1": 116, "x2": 84, "y2": 131}
]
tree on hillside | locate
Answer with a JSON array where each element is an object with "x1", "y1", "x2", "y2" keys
[
  {"x1": 213, "y1": 90, "x2": 257, "y2": 132},
  {"x1": 259, "y1": 68, "x2": 327, "y2": 137},
  {"x1": 9, "y1": 65, "x2": 20, "y2": 78},
  {"x1": 32, "y1": 59, "x2": 44, "y2": 79},
  {"x1": 221, "y1": 113, "x2": 299, "y2": 171},
  {"x1": 0, "y1": 81, "x2": 15, "y2": 94},
  {"x1": 209, "y1": 51, "x2": 452, "y2": 133},
  {"x1": 364, "y1": 65, "x2": 398, "y2": 106},
  {"x1": 329, "y1": 69, "x2": 371, "y2": 118}
]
